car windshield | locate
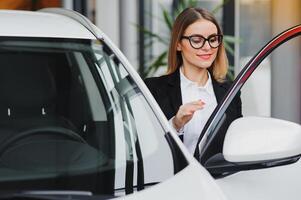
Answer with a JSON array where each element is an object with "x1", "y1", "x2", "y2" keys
[{"x1": 0, "y1": 37, "x2": 187, "y2": 198}]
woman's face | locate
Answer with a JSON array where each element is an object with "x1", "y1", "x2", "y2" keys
[{"x1": 177, "y1": 19, "x2": 219, "y2": 70}]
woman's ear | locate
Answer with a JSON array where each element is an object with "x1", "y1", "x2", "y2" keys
[{"x1": 176, "y1": 42, "x2": 182, "y2": 51}]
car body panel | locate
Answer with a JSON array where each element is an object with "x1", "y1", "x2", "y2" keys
[
  {"x1": 122, "y1": 160, "x2": 226, "y2": 200},
  {"x1": 217, "y1": 159, "x2": 301, "y2": 200},
  {"x1": 0, "y1": 10, "x2": 95, "y2": 39}
]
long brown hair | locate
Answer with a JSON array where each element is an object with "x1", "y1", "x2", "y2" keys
[{"x1": 167, "y1": 7, "x2": 228, "y2": 82}]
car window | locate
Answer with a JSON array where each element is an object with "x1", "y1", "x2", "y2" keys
[{"x1": 0, "y1": 37, "x2": 187, "y2": 198}]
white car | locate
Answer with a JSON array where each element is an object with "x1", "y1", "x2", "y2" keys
[
  {"x1": 0, "y1": 8, "x2": 300, "y2": 200},
  {"x1": 0, "y1": 8, "x2": 225, "y2": 200}
]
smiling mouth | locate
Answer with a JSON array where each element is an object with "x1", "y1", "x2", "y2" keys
[{"x1": 197, "y1": 54, "x2": 212, "y2": 60}]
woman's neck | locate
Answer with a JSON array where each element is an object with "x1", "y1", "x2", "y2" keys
[{"x1": 181, "y1": 65, "x2": 209, "y2": 87}]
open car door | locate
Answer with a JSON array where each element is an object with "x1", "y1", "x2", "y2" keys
[{"x1": 194, "y1": 24, "x2": 301, "y2": 200}]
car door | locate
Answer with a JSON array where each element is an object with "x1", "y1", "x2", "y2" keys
[{"x1": 194, "y1": 24, "x2": 301, "y2": 200}]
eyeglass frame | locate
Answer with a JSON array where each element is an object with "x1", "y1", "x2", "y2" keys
[{"x1": 181, "y1": 34, "x2": 223, "y2": 49}]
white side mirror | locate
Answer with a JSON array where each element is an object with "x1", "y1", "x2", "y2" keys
[{"x1": 223, "y1": 116, "x2": 301, "y2": 163}]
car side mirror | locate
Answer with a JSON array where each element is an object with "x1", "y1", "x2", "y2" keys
[
  {"x1": 224, "y1": 116, "x2": 301, "y2": 162},
  {"x1": 204, "y1": 117, "x2": 301, "y2": 178}
]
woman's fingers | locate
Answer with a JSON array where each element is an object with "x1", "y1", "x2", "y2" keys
[
  {"x1": 173, "y1": 100, "x2": 206, "y2": 130},
  {"x1": 190, "y1": 99, "x2": 205, "y2": 107},
  {"x1": 183, "y1": 100, "x2": 205, "y2": 115}
]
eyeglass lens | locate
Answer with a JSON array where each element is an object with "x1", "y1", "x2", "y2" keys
[{"x1": 189, "y1": 35, "x2": 222, "y2": 49}]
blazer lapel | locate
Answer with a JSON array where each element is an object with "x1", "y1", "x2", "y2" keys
[
  {"x1": 167, "y1": 68, "x2": 182, "y2": 112},
  {"x1": 212, "y1": 78, "x2": 228, "y2": 103}
]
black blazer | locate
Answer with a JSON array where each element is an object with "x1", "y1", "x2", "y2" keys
[{"x1": 145, "y1": 68, "x2": 242, "y2": 160}]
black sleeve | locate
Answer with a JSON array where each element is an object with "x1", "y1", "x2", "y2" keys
[
  {"x1": 225, "y1": 80, "x2": 242, "y2": 119},
  {"x1": 144, "y1": 77, "x2": 158, "y2": 99}
]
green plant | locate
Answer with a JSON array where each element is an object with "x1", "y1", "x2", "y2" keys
[{"x1": 139, "y1": 0, "x2": 238, "y2": 80}]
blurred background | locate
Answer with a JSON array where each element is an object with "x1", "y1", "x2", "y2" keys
[{"x1": 1, "y1": 0, "x2": 301, "y2": 123}]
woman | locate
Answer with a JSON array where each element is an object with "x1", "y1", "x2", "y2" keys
[{"x1": 145, "y1": 7, "x2": 242, "y2": 159}]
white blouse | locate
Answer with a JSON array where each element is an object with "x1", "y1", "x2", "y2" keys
[{"x1": 170, "y1": 68, "x2": 218, "y2": 154}]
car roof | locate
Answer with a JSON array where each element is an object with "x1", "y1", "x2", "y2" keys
[{"x1": 0, "y1": 10, "x2": 96, "y2": 39}]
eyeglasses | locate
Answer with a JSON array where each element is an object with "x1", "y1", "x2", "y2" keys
[{"x1": 181, "y1": 34, "x2": 223, "y2": 49}]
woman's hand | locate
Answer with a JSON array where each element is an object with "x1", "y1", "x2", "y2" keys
[{"x1": 172, "y1": 100, "x2": 205, "y2": 131}]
